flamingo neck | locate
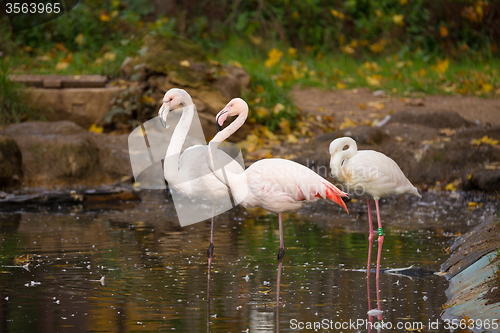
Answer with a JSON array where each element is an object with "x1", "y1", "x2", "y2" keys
[
  {"x1": 206, "y1": 110, "x2": 248, "y2": 189},
  {"x1": 164, "y1": 103, "x2": 195, "y2": 180}
]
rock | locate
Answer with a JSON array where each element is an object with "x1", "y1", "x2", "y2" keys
[
  {"x1": 0, "y1": 121, "x2": 133, "y2": 188},
  {"x1": 0, "y1": 135, "x2": 22, "y2": 186},
  {"x1": 388, "y1": 110, "x2": 473, "y2": 129},
  {"x1": 465, "y1": 169, "x2": 500, "y2": 192},
  {"x1": 213, "y1": 73, "x2": 241, "y2": 99}
]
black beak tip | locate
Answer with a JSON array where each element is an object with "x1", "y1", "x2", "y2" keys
[{"x1": 342, "y1": 195, "x2": 351, "y2": 204}]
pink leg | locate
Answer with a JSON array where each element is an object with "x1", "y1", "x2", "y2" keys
[
  {"x1": 276, "y1": 213, "x2": 285, "y2": 309},
  {"x1": 367, "y1": 200, "x2": 375, "y2": 278},
  {"x1": 207, "y1": 205, "x2": 215, "y2": 331},
  {"x1": 367, "y1": 271, "x2": 373, "y2": 333},
  {"x1": 374, "y1": 199, "x2": 384, "y2": 321}
]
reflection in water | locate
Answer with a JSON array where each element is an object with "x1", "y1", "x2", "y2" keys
[{"x1": 0, "y1": 191, "x2": 498, "y2": 332}]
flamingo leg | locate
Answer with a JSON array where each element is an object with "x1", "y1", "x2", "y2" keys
[
  {"x1": 207, "y1": 205, "x2": 215, "y2": 332},
  {"x1": 367, "y1": 200, "x2": 375, "y2": 278},
  {"x1": 276, "y1": 213, "x2": 285, "y2": 308},
  {"x1": 374, "y1": 199, "x2": 384, "y2": 321}
]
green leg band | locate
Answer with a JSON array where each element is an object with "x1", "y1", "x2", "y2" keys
[{"x1": 378, "y1": 228, "x2": 384, "y2": 236}]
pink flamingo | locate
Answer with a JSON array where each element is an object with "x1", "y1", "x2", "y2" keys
[
  {"x1": 329, "y1": 136, "x2": 421, "y2": 318},
  {"x1": 206, "y1": 98, "x2": 350, "y2": 308}
]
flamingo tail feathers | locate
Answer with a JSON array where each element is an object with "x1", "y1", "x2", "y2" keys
[{"x1": 324, "y1": 183, "x2": 349, "y2": 214}]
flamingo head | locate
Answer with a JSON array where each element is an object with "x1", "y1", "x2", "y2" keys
[
  {"x1": 216, "y1": 98, "x2": 248, "y2": 132},
  {"x1": 158, "y1": 88, "x2": 192, "y2": 127}
]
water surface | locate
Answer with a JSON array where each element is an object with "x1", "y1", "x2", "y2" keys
[{"x1": 0, "y1": 190, "x2": 498, "y2": 332}]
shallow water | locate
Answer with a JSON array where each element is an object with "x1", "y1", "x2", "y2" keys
[{"x1": 0, "y1": 191, "x2": 498, "y2": 332}]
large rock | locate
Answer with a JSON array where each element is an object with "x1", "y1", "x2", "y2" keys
[
  {"x1": 0, "y1": 135, "x2": 22, "y2": 186},
  {"x1": 0, "y1": 121, "x2": 132, "y2": 188}
]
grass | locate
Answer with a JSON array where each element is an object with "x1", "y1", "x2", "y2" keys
[
  {"x1": 3, "y1": 32, "x2": 499, "y2": 129},
  {"x1": 0, "y1": 59, "x2": 40, "y2": 126}
]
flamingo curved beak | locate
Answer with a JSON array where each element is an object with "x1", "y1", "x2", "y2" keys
[
  {"x1": 216, "y1": 105, "x2": 231, "y2": 132},
  {"x1": 158, "y1": 101, "x2": 170, "y2": 128}
]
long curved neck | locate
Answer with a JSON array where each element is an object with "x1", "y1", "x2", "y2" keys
[
  {"x1": 206, "y1": 111, "x2": 248, "y2": 187},
  {"x1": 331, "y1": 140, "x2": 357, "y2": 178},
  {"x1": 164, "y1": 103, "x2": 194, "y2": 180}
]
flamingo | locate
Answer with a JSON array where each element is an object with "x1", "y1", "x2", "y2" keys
[
  {"x1": 329, "y1": 136, "x2": 421, "y2": 318},
  {"x1": 158, "y1": 88, "x2": 244, "y2": 326},
  {"x1": 205, "y1": 98, "x2": 350, "y2": 309}
]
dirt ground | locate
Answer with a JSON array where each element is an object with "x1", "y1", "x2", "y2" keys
[{"x1": 292, "y1": 87, "x2": 500, "y2": 127}]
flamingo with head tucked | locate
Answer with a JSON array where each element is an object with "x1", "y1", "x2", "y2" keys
[
  {"x1": 329, "y1": 136, "x2": 421, "y2": 319},
  {"x1": 206, "y1": 98, "x2": 350, "y2": 308}
]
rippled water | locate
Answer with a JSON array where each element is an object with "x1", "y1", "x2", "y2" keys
[{"x1": 0, "y1": 190, "x2": 498, "y2": 332}]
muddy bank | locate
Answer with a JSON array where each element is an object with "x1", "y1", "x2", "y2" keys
[
  {"x1": 295, "y1": 110, "x2": 500, "y2": 192},
  {"x1": 0, "y1": 107, "x2": 499, "y2": 192}
]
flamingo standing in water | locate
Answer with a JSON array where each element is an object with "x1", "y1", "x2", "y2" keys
[
  {"x1": 158, "y1": 88, "x2": 244, "y2": 325},
  {"x1": 329, "y1": 136, "x2": 421, "y2": 318},
  {"x1": 206, "y1": 98, "x2": 350, "y2": 308}
]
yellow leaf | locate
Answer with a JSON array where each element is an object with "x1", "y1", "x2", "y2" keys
[
  {"x1": 471, "y1": 135, "x2": 499, "y2": 146},
  {"x1": 375, "y1": 9, "x2": 382, "y2": 17},
  {"x1": 286, "y1": 134, "x2": 299, "y2": 144},
  {"x1": 89, "y1": 123, "x2": 104, "y2": 133},
  {"x1": 482, "y1": 83, "x2": 492, "y2": 93},
  {"x1": 141, "y1": 95, "x2": 155, "y2": 105},
  {"x1": 75, "y1": 33, "x2": 84, "y2": 46},
  {"x1": 366, "y1": 76, "x2": 380, "y2": 86},
  {"x1": 340, "y1": 117, "x2": 356, "y2": 129},
  {"x1": 400, "y1": 0, "x2": 407, "y2": 4},
  {"x1": 330, "y1": 9, "x2": 345, "y2": 19},
  {"x1": 367, "y1": 101, "x2": 384, "y2": 110},
  {"x1": 288, "y1": 47, "x2": 297, "y2": 56},
  {"x1": 317, "y1": 107, "x2": 324, "y2": 112},
  {"x1": 55, "y1": 62, "x2": 69, "y2": 70},
  {"x1": 369, "y1": 40, "x2": 385, "y2": 54},
  {"x1": 180, "y1": 60, "x2": 190, "y2": 67},
  {"x1": 250, "y1": 36, "x2": 262, "y2": 45},
  {"x1": 440, "y1": 26, "x2": 449, "y2": 37},
  {"x1": 468, "y1": 202, "x2": 477, "y2": 208},
  {"x1": 340, "y1": 45, "x2": 355, "y2": 54},
  {"x1": 229, "y1": 60, "x2": 242, "y2": 68},
  {"x1": 439, "y1": 128, "x2": 456, "y2": 136},
  {"x1": 432, "y1": 58, "x2": 449, "y2": 74},
  {"x1": 103, "y1": 52, "x2": 116, "y2": 61},
  {"x1": 265, "y1": 48, "x2": 283, "y2": 68},
  {"x1": 445, "y1": 183, "x2": 456, "y2": 191},
  {"x1": 336, "y1": 82, "x2": 347, "y2": 89},
  {"x1": 358, "y1": 103, "x2": 367, "y2": 110},
  {"x1": 111, "y1": 10, "x2": 119, "y2": 18},
  {"x1": 392, "y1": 14, "x2": 404, "y2": 25},
  {"x1": 279, "y1": 118, "x2": 291, "y2": 134},
  {"x1": 338, "y1": 34, "x2": 345, "y2": 46},
  {"x1": 273, "y1": 103, "x2": 285, "y2": 114},
  {"x1": 261, "y1": 126, "x2": 277, "y2": 141},
  {"x1": 468, "y1": 173, "x2": 472, "y2": 180},
  {"x1": 254, "y1": 107, "x2": 269, "y2": 118},
  {"x1": 100, "y1": 11, "x2": 111, "y2": 22}
]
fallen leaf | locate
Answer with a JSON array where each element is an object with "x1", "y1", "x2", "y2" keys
[
  {"x1": 340, "y1": 117, "x2": 356, "y2": 129},
  {"x1": 180, "y1": 60, "x2": 190, "y2": 67},
  {"x1": 286, "y1": 134, "x2": 299, "y2": 144},
  {"x1": 445, "y1": 183, "x2": 456, "y2": 191},
  {"x1": 103, "y1": 52, "x2": 116, "y2": 61},
  {"x1": 432, "y1": 58, "x2": 449, "y2": 74},
  {"x1": 337, "y1": 82, "x2": 347, "y2": 89},
  {"x1": 279, "y1": 118, "x2": 291, "y2": 134},
  {"x1": 440, "y1": 26, "x2": 449, "y2": 37},
  {"x1": 392, "y1": 14, "x2": 404, "y2": 26},
  {"x1": 254, "y1": 107, "x2": 269, "y2": 118},
  {"x1": 273, "y1": 103, "x2": 285, "y2": 114},
  {"x1": 55, "y1": 62, "x2": 69, "y2": 70},
  {"x1": 330, "y1": 9, "x2": 345, "y2": 19},
  {"x1": 471, "y1": 135, "x2": 499, "y2": 146},
  {"x1": 358, "y1": 103, "x2": 367, "y2": 110},
  {"x1": 265, "y1": 48, "x2": 283, "y2": 68},
  {"x1": 250, "y1": 36, "x2": 262, "y2": 45},
  {"x1": 89, "y1": 123, "x2": 104, "y2": 133},
  {"x1": 75, "y1": 33, "x2": 84, "y2": 46},
  {"x1": 100, "y1": 11, "x2": 111, "y2": 22},
  {"x1": 439, "y1": 128, "x2": 456, "y2": 136},
  {"x1": 366, "y1": 76, "x2": 380, "y2": 86}
]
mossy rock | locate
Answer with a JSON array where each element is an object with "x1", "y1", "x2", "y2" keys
[
  {"x1": 0, "y1": 135, "x2": 22, "y2": 185},
  {"x1": 123, "y1": 35, "x2": 209, "y2": 87}
]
